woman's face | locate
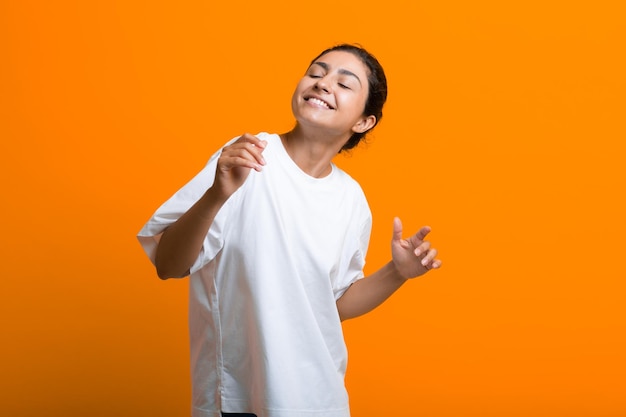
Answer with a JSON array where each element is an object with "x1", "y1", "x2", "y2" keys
[{"x1": 291, "y1": 50, "x2": 375, "y2": 138}]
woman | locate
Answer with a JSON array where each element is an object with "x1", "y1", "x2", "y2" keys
[{"x1": 138, "y1": 44, "x2": 441, "y2": 417}]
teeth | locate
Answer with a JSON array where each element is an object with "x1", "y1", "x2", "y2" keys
[{"x1": 308, "y1": 97, "x2": 330, "y2": 109}]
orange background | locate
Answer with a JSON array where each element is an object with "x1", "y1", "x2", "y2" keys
[{"x1": 1, "y1": 1, "x2": 625, "y2": 416}]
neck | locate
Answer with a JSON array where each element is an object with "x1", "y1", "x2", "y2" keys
[{"x1": 280, "y1": 126, "x2": 349, "y2": 178}]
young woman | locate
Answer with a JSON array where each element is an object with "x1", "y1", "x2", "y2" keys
[{"x1": 138, "y1": 44, "x2": 441, "y2": 417}]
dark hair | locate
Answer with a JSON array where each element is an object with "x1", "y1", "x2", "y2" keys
[{"x1": 310, "y1": 44, "x2": 388, "y2": 151}]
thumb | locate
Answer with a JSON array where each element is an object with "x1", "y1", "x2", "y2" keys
[{"x1": 392, "y1": 217, "x2": 403, "y2": 242}]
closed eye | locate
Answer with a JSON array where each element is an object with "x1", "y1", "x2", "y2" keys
[{"x1": 338, "y1": 83, "x2": 350, "y2": 89}]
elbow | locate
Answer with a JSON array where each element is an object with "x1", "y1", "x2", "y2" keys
[
  {"x1": 156, "y1": 267, "x2": 188, "y2": 280},
  {"x1": 154, "y1": 246, "x2": 190, "y2": 279},
  {"x1": 156, "y1": 268, "x2": 172, "y2": 280},
  {"x1": 155, "y1": 259, "x2": 189, "y2": 280},
  {"x1": 154, "y1": 239, "x2": 190, "y2": 279},
  {"x1": 155, "y1": 263, "x2": 172, "y2": 280},
  {"x1": 154, "y1": 256, "x2": 169, "y2": 279}
]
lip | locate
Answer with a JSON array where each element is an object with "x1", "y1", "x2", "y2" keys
[{"x1": 304, "y1": 94, "x2": 335, "y2": 110}]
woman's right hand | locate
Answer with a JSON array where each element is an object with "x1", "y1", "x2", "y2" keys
[
  {"x1": 154, "y1": 134, "x2": 267, "y2": 279},
  {"x1": 212, "y1": 133, "x2": 267, "y2": 200}
]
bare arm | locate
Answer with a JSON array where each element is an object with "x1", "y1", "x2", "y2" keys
[
  {"x1": 155, "y1": 187, "x2": 227, "y2": 278},
  {"x1": 336, "y1": 217, "x2": 442, "y2": 320},
  {"x1": 154, "y1": 134, "x2": 267, "y2": 279}
]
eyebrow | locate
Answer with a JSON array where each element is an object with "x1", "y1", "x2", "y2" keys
[{"x1": 311, "y1": 61, "x2": 362, "y2": 86}]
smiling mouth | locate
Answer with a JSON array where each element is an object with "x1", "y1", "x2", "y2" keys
[{"x1": 305, "y1": 97, "x2": 335, "y2": 110}]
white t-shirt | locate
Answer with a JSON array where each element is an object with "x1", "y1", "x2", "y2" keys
[{"x1": 138, "y1": 133, "x2": 372, "y2": 417}]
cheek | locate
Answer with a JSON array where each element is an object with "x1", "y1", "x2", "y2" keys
[
  {"x1": 294, "y1": 78, "x2": 311, "y2": 93},
  {"x1": 291, "y1": 85, "x2": 305, "y2": 115},
  {"x1": 358, "y1": 92, "x2": 370, "y2": 115},
  {"x1": 341, "y1": 93, "x2": 368, "y2": 117},
  {"x1": 292, "y1": 81, "x2": 308, "y2": 102},
  {"x1": 290, "y1": 95, "x2": 297, "y2": 115}
]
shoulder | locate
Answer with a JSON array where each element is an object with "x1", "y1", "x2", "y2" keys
[
  {"x1": 218, "y1": 132, "x2": 280, "y2": 151},
  {"x1": 333, "y1": 165, "x2": 365, "y2": 193},
  {"x1": 255, "y1": 132, "x2": 280, "y2": 143},
  {"x1": 250, "y1": 132, "x2": 281, "y2": 156},
  {"x1": 332, "y1": 166, "x2": 370, "y2": 212}
]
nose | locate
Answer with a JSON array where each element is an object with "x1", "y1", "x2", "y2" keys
[{"x1": 314, "y1": 77, "x2": 330, "y2": 93}]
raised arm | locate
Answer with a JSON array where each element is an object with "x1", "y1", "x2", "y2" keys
[
  {"x1": 336, "y1": 217, "x2": 442, "y2": 320},
  {"x1": 154, "y1": 134, "x2": 267, "y2": 279}
]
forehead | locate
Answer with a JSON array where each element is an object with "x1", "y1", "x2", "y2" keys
[{"x1": 310, "y1": 50, "x2": 369, "y2": 76}]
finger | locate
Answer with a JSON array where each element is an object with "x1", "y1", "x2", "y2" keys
[
  {"x1": 420, "y1": 248, "x2": 438, "y2": 266},
  {"x1": 228, "y1": 140, "x2": 267, "y2": 158},
  {"x1": 223, "y1": 143, "x2": 266, "y2": 167},
  {"x1": 392, "y1": 217, "x2": 403, "y2": 242},
  {"x1": 228, "y1": 134, "x2": 268, "y2": 165},
  {"x1": 238, "y1": 133, "x2": 268, "y2": 149},
  {"x1": 431, "y1": 259, "x2": 442, "y2": 269},
  {"x1": 414, "y1": 226, "x2": 432, "y2": 242},
  {"x1": 414, "y1": 241, "x2": 431, "y2": 257},
  {"x1": 220, "y1": 154, "x2": 263, "y2": 172}
]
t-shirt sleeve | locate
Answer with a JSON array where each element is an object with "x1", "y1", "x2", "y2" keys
[
  {"x1": 137, "y1": 144, "x2": 232, "y2": 275},
  {"x1": 332, "y1": 203, "x2": 372, "y2": 300}
]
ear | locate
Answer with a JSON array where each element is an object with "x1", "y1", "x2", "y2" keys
[{"x1": 351, "y1": 115, "x2": 377, "y2": 134}]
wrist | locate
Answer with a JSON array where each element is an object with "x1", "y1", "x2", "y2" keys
[
  {"x1": 204, "y1": 185, "x2": 229, "y2": 206},
  {"x1": 388, "y1": 261, "x2": 410, "y2": 283},
  {"x1": 189, "y1": 186, "x2": 228, "y2": 222}
]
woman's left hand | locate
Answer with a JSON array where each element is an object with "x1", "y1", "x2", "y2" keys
[{"x1": 391, "y1": 217, "x2": 442, "y2": 279}]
